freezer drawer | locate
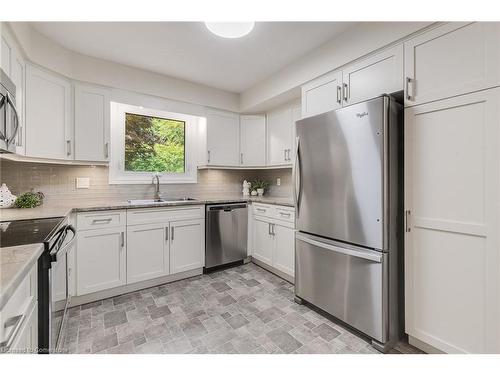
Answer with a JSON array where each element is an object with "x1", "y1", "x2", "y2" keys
[
  {"x1": 205, "y1": 203, "x2": 248, "y2": 268},
  {"x1": 295, "y1": 232, "x2": 388, "y2": 343}
]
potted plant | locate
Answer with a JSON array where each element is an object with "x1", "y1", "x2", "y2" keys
[{"x1": 251, "y1": 179, "x2": 270, "y2": 196}]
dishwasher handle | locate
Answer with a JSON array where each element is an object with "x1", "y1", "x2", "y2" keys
[{"x1": 207, "y1": 203, "x2": 247, "y2": 212}]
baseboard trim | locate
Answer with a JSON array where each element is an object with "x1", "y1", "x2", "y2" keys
[
  {"x1": 408, "y1": 335, "x2": 445, "y2": 354},
  {"x1": 69, "y1": 268, "x2": 203, "y2": 307},
  {"x1": 251, "y1": 257, "x2": 294, "y2": 284}
]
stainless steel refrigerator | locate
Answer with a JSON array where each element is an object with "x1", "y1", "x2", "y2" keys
[{"x1": 293, "y1": 95, "x2": 402, "y2": 352}]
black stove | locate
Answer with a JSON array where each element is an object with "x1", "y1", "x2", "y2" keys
[{"x1": 0, "y1": 217, "x2": 65, "y2": 248}]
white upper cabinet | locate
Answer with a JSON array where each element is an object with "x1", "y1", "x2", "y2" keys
[
  {"x1": 240, "y1": 115, "x2": 266, "y2": 167},
  {"x1": 343, "y1": 45, "x2": 403, "y2": 105},
  {"x1": 1, "y1": 35, "x2": 11, "y2": 75},
  {"x1": 25, "y1": 64, "x2": 73, "y2": 160},
  {"x1": 206, "y1": 111, "x2": 240, "y2": 166},
  {"x1": 74, "y1": 83, "x2": 110, "y2": 162},
  {"x1": 302, "y1": 45, "x2": 403, "y2": 117},
  {"x1": 267, "y1": 106, "x2": 294, "y2": 166},
  {"x1": 404, "y1": 22, "x2": 500, "y2": 106},
  {"x1": 302, "y1": 70, "x2": 343, "y2": 118},
  {"x1": 404, "y1": 88, "x2": 500, "y2": 353}
]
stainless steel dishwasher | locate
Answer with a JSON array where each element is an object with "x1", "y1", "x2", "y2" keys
[{"x1": 205, "y1": 203, "x2": 248, "y2": 270}]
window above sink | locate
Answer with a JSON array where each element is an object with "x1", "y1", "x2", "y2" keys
[{"x1": 109, "y1": 102, "x2": 206, "y2": 184}]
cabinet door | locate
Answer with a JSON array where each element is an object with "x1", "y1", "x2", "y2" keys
[
  {"x1": 74, "y1": 84, "x2": 110, "y2": 162},
  {"x1": 25, "y1": 64, "x2": 72, "y2": 160},
  {"x1": 252, "y1": 217, "x2": 274, "y2": 265},
  {"x1": 77, "y1": 228, "x2": 126, "y2": 295},
  {"x1": 9, "y1": 302, "x2": 38, "y2": 353},
  {"x1": 288, "y1": 105, "x2": 301, "y2": 163},
  {"x1": 404, "y1": 22, "x2": 500, "y2": 106},
  {"x1": 206, "y1": 111, "x2": 240, "y2": 166},
  {"x1": 301, "y1": 70, "x2": 342, "y2": 118},
  {"x1": 273, "y1": 223, "x2": 295, "y2": 277},
  {"x1": 404, "y1": 89, "x2": 500, "y2": 353},
  {"x1": 343, "y1": 45, "x2": 403, "y2": 106},
  {"x1": 127, "y1": 223, "x2": 169, "y2": 283},
  {"x1": 11, "y1": 50, "x2": 25, "y2": 155},
  {"x1": 170, "y1": 218, "x2": 204, "y2": 274},
  {"x1": 267, "y1": 107, "x2": 293, "y2": 166},
  {"x1": 1, "y1": 35, "x2": 11, "y2": 75},
  {"x1": 240, "y1": 115, "x2": 266, "y2": 166}
]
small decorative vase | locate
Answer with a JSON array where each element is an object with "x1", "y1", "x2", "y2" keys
[
  {"x1": 257, "y1": 188, "x2": 264, "y2": 196},
  {"x1": 0, "y1": 183, "x2": 17, "y2": 208},
  {"x1": 250, "y1": 190, "x2": 258, "y2": 196}
]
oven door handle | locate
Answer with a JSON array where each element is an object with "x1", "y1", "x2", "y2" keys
[{"x1": 50, "y1": 225, "x2": 76, "y2": 262}]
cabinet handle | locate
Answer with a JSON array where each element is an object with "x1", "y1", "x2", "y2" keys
[
  {"x1": 104, "y1": 142, "x2": 109, "y2": 158},
  {"x1": 268, "y1": 223, "x2": 272, "y2": 235},
  {"x1": 256, "y1": 208, "x2": 266, "y2": 213},
  {"x1": 279, "y1": 212, "x2": 291, "y2": 218},
  {"x1": 288, "y1": 149, "x2": 291, "y2": 161},
  {"x1": 284, "y1": 149, "x2": 287, "y2": 161},
  {"x1": 406, "y1": 77, "x2": 414, "y2": 101},
  {"x1": 336, "y1": 85, "x2": 342, "y2": 104},
  {"x1": 343, "y1": 83, "x2": 348, "y2": 102},
  {"x1": 240, "y1": 153, "x2": 243, "y2": 165},
  {"x1": 272, "y1": 223, "x2": 276, "y2": 236},
  {"x1": 165, "y1": 226, "x2": 169, "y2": 241},
  {"x1": 66, "y1": 140, "x2": 72, "y2": 156},
  {"x1": 171, "y1": 227, "x2": 174, "y2": 241},
  {"x1": 405, "y1": 210, "x2": 411, "y2": 233},
  {"x1": 207, "y1": 150, "x2": 211, "y2": 163},
  {"x1": 92, "y1": 218, "x2": 112, "y2": 224},
  {"x1": 0, "y1": 314, "x2": 25, "y2": 351},
  {"x1": 120, "y1": 232, "x2": 125, "y2": 247}
]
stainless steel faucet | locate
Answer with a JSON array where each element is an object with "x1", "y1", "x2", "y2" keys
[{"x1": 152, "y1": 173, "x2": 161, "y2": 201}]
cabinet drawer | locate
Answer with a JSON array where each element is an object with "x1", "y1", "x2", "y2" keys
[
  {"x1": 127, "y1": 205, "x2": 204, "y2": 225},
  {"x1": 253, "y1": 203, "x2": 275, "y2": 218},
  {"x1": 0, "y1": 264, "x2": 37, "y2": 351},
  {"x1": 77, "y1": 210, "x2": 126, "y2": 231},
  {"x1": 274, "y1": 207, "x2": 295, "y2": 223}
]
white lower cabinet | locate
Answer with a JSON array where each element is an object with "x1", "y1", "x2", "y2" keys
[
  {"x1": 170, "y1": 218, "x2": 205, "y2": 274},
  {"x1": 76, "y1": 226, "x2": 126, "y2": 295},
  {"x1": 9, "y1": 302, "x2": 38, "y2": 353},
  {"x1": 404, "y1": 88, "x2": 500, "y2": 353},
  {"x1": 251, "y1": 204, "x2": 295, "y2": 279},
  {"x1": 127, "y1": 223, "x2": 170, "y2": 284}
]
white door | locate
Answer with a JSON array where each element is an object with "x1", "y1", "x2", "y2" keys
[
  {"x1": 77, "y1": 228, "x2": 126, "y2": 295},
  {"x1": 25, "y1": 64, "x2": 72, "y2": 160},
  {"x1": 404, "y1": 88, "x2": 500, "y2": 353},
  {"x1": 169, "y1": 218, "x2": 204, "y2": 274},
  {"x1": 206, "y1": 111, "x2": 240, "y2": 166},
  {"x1": 343, "y1": 45, "x2": 403, "y2": 106},
  {"x1": 74, "y1": 84, "x2": 110, "y2": 162},
  {"x1": 404, "y1": 22, "x2": 500, "y2": 106},
  {"x1": 301, "y1": 70, "x2": 343, "y2": 118},
  {"x1": 11, "y1": 50, "x2": 25, "y2": 156},
  {"x1": 9, "y1": 302, "x2": 38, "y2": 353},
  {"x1": 272, "y1": 223, "x2": 295, "y2": 278},
  {"x1": 127, "y1": 223, "x2": 169, "y2": 284},
  {"x1": 240, "y1": 115, "x2": 266, "y2": 166},
  {"x1": 252, "y1": 217, "x2": 274, "y2": 265},
  {"x1": 267, "y1": 107, "x2": 293, "y2": 166}
]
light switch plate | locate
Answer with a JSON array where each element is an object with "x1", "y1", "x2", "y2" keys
[{"x1": 76, "y1": 177, "x2": 90, "y2": 189}]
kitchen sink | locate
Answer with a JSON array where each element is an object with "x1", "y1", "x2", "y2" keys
[{"x1": 128, "y1": 197, "x2": 197, "y2": 204}]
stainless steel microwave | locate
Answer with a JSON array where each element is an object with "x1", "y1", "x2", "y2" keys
[{"x1": 0, "y1": 68, "x2": 19, "y2": 153}]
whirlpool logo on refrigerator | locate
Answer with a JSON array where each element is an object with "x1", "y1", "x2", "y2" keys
[{"x1": 356, "y1": 112, "x2": 369, "y2": 118}]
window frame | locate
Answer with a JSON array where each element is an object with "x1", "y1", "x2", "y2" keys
[{"x1": 109, "y1": 102, "x2": 199, "y2": 184}]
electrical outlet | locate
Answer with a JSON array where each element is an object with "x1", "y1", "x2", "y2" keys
[
  {"x1": 76, "y1": 177, "x2": 90, "y2": 189},
  {"x1": 276, "y1": 178, "x2": 281, "y2": 186}
]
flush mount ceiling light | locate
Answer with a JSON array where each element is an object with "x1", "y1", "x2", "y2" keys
[{"x1": 205, "y1": 22, "x2": 255, "y2": 38}]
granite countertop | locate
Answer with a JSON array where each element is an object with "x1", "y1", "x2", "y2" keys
[
  {"x1": 0, "y1": 195, "x2": 294, "y2": 222},
  {"x1": 0, "y1": 243, "x2": 44, "y2": 310}
]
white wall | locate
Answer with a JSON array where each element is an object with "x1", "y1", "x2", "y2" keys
[
  {"x1": 240, "y1": 22, "x2": 434, "y2": 112},
  {"x1": 6, "y1": 22, "x2": 240, "y2": 113}
]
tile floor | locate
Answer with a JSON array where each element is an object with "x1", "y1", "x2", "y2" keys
[{"x1": 61, "y1": 263, "x2": 422, "y2": 354}]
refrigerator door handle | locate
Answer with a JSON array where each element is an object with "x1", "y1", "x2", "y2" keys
[
  {"x1": 293, "y1": 136, "x2": 302, "y2": 217},
  {"x1": 296, "y1": 233, "x2": 383, "y2": 263}
]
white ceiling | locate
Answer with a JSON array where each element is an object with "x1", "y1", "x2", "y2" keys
[{"x1": 31, "y1": 22, "x2": 355, "y2": 93}]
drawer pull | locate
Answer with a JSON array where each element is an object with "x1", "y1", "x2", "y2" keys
[
  {"x1": 92, "y1": 218, "x2": 112, "y2": 224},
  {"x1": 0, "y1": 314, "x2": 25, "y2": 351},
  {"x1": 256, "y1": 208, "x2": 266, "y2": 212},
  {"x1": 279, "y1": 212, "x2": 291, "y2": 217}
]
